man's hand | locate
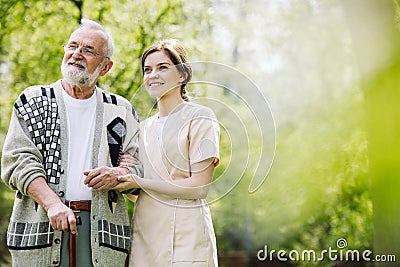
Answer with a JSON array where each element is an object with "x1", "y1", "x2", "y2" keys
[
  {"x1": 47, "y1": 202, "x2": 77, "y2": 234},
  {"x1": 27, "y1": 177, "x2": 78, "y2": 234},
  {"x1": 84, "y1": 166, "x2": 129, "y2": 191}
]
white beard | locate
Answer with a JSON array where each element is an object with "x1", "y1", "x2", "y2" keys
[{"x1": 61, "y1": 59, "x2": 103, "y2": 88}]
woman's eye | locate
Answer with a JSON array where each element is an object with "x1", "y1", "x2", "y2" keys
[
  {"x1": 159, "y1": 65, "x2": 168, "y2": 70},
  {"x1": 144, "y1": 67, "x2": 151, "y2": 74}
]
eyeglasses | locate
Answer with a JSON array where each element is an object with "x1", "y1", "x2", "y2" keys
[{"x1": 63, "y1": 43, "x2": 107, "y2": 59}]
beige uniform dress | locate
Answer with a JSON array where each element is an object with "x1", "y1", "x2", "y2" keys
[{"x1": 129, "y1": 101, "x2": 220, "y2": 267}]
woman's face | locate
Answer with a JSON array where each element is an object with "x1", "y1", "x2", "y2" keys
[{"x1": 143, "y1": 51, "x2": 184, "y2": 99}]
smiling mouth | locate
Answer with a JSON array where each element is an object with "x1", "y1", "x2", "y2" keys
[
  {"x1": 149, "y1": 82, "x2": 164, "y2": 87},
  {"x1": 68, "y1": 62, "x2": 85, "y2": 70}
]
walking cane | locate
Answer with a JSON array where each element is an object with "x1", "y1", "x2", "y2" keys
[{"x1": 69, "y1": 216, "x2": 82, "y2": 267}]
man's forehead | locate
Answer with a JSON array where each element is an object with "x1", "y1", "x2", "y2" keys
[{"x1": 68, "y1": 28, "x2": 106, "y2": 45}]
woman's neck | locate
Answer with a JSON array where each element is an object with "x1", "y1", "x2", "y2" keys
[{"x1": 157, "y1": 95, "x2": 184, "y2": 117}]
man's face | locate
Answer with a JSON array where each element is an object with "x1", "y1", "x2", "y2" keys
[{"x1": 61, "y1": 27, "x2": 108, "y2": 88}]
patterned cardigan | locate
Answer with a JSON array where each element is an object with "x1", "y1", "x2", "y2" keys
[{"x1": 1, "y1": 80, "x2": 141, "y2": 267}]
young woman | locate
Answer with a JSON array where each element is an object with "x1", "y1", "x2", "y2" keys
[{"x1": 115, "y1": 39, "x2": 220, "y2": 266}]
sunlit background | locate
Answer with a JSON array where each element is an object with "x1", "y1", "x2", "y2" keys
[{"x1": 1, "y1": 1, "x2": 399, "y2": 266}]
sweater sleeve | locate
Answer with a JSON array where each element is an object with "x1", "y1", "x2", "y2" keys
[{"x1": 1, "y1": 105, "x2": 46, "y2": 195}]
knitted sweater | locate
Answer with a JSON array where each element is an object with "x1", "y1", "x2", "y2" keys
[{"x1": 1, "y1": 80, "x2": 141, "y2": 267}]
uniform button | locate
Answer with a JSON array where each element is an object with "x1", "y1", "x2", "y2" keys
[
  {"x1": 58, "y1": 191, "x2": 64, "y2": 197},
  {"x1": 54, "y1": 238, "x2": 61, "y2": 244}
]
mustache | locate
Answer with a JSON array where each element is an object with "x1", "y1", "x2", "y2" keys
[{"x1": 67, "y1": 59, "x2": 87, "y2": 69}]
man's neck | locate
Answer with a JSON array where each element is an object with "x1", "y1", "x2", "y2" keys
[{"x1": 61, "y1": 79, "x2": 96, "y2": 99}]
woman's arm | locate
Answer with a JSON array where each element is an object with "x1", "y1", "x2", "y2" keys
[{"x1": 113, "y1": 158, "x2": 216, "y2": 199}]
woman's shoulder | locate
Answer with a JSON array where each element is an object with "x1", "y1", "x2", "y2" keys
[{"x1": 184, "y1": 101, "x2": 217, "y2": 118}]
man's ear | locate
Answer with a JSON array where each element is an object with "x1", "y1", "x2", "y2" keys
[{"x1": 100, "y1": 60, "x2": 113, "y2": 76}]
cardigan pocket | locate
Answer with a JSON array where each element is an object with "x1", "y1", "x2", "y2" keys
[
  {"x1": 97, "y1": 219, "x2": 130, "y2": 254},
  {"x1": 7, "y1": 220, "x2": 54, "y2": 250}
]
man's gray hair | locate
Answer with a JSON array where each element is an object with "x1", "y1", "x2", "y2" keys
[{"x1": 80, "y1": 18, "x2": 114, "y2": 59}]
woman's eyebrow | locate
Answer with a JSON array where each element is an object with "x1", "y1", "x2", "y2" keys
[
  {"x1": 144, "y1": 62, "x2": 172, "y2": 68},
  {"x1": 157, "y1": 62, "x2": 172, "y2": 66}
]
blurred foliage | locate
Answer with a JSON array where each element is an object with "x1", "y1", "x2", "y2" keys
[
  {"x1": 365, "y1": 52, "x2": 400, "y2": 266},
  {"x1": 343, "y1": 1, "x2": 400, "y2": 265},
  {"x1": 1, "y1": 0, "x2": 393, "y2": 266}
]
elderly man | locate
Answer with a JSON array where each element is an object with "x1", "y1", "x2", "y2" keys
[{"x1": 1, "y1": 18, "x2": 140, "y2": 266}]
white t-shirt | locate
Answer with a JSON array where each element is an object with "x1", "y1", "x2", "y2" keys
[{"x1": 62, "y1": 89, "x2": 97, "y2": 200}]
